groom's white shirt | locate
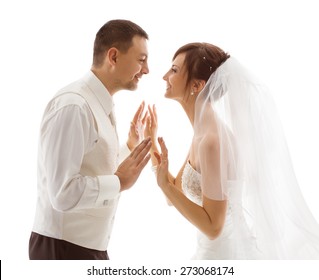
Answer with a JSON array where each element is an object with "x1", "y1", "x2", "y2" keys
[{"x1": 32, "y1": 71, "x2": 130, "y2": 250}]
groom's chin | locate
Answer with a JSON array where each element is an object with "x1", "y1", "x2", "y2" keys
[{"x1": 125, "y1": 82, "x2": 138, "y2": 91}]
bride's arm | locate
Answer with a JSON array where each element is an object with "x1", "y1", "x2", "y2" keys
[
  {"x1": 155, "y1": 136, "x2": 227, "y2": 240},
  {"x1": 162, "y1": 186, "x2": 227, "y2": 239}
]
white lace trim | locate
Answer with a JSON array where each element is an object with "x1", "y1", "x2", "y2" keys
[{"x1": 182, "y1": 161, "x2": 202, "y2": 205}]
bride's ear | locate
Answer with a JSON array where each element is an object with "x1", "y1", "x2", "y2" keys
[{"x1": 192, "y1": 79, "x2": 206, "y2": 95}]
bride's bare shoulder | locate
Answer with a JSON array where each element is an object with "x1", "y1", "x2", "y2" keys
[{"x1": 198, "y1": 133, "x2": 220, "y2": 154}]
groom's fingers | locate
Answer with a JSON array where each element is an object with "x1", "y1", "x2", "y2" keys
[
  {"x1": 137, "y1": 153, "x2": 151, "y2": 169},
  {"x1": 141, "y1": 110, "x2": 148, "y2": 125},
  {"x1": 131, "y1": 101, "x2": 145, "y2": 124},
  {"x1": 135, "y1": 142, "x2": 152, "y2": 164},
  {"x1": 130, "y1": 137, "x2": 151, "y2": 161}
]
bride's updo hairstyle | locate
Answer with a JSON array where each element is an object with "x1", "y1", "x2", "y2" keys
[{"x1": 172, "y1": 43, "x2": 230, "y2": 96}]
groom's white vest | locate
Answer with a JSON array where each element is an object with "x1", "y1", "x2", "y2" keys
[{"x1": 33, "y1": 72, "x2": 129, "y2": 250}]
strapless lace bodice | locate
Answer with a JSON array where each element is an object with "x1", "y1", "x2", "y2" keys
[
  {"x1": 182, "y1": 161, "x2": 202, "y2": 205},
  {"x1": 181, "y1": 161, "x2": 259, "y2": 260}
]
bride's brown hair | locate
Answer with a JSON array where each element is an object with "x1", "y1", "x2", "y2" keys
[{"x1": 173, "y1": 43, "x2": 230, "y2": 91}]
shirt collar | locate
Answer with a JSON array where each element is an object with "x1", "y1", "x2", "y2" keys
[{"x1": 83, "y1": 71, "x2": 114, "y2": 115}]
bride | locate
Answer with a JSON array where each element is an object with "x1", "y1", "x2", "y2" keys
[{"x1": 145, "y1": 42, "x2": 319, "y2": 259}]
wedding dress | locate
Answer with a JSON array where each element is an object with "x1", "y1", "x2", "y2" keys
[
  {"x1": 182, "y1": 161, "x2": 261, "y2": 259},
  {"x1": 180, "y1": 57, "x2": 319, "y2": 259}
]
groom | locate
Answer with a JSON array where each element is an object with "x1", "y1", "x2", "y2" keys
[{"x1": 29, "y1": 19, "x2": 151, "y2": 260}]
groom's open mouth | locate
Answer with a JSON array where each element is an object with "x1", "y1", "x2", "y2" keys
[{"x1": 134, "y1": 75, "x2": 142, "y2": 83}]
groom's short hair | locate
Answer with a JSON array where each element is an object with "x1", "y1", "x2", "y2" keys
[{"x1": 92, "y1": 19, "x2": 148, "y2": 67}]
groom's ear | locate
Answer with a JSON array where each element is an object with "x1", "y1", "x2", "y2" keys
[{"x1": 106, "y1": 47, "x2": 119, "y2": 66}]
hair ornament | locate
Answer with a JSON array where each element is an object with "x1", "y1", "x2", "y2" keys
[{"x1": 203, "y1": 56, "x2": 213, "y2": 71}]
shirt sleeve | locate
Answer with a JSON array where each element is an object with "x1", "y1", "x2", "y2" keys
[{"x1": 40, "y1": 97, "x2": 120, "y2": 212}]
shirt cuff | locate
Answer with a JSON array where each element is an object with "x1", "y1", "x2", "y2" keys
[{"x1": 96, "y1": 175, "x2": 121, "y2": 206}]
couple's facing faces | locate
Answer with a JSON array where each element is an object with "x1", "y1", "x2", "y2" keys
[{"x1": 93, "y1": 34, "x2": 201, "y2": 101}]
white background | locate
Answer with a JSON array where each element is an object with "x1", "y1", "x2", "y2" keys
[{"x1": 1, "y1": 0, "x2": 319, "y2": 278}]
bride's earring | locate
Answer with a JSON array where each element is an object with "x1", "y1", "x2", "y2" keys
[{"x1": 190, "y1": 91, "x2": 194, "y2": 96}]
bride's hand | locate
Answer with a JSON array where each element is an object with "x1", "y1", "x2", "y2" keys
[
  {"x1": 154, "y1": 137, "x2": 170, "y2": 189},
  {"x1": 127, "y1": 101, "x2": 148, "y2": 151}
]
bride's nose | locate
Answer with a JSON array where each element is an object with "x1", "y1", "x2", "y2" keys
[{"x1": 163, "y1": 71, "x2": 169, "y2": 81}]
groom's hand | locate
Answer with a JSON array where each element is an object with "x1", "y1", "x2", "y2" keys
[
  {"x1": 115, "y1": 137, "x2": 152, "y2": 191},
  {"x1": 127, "y1": 101, "x2": 148, "y2": 150}
]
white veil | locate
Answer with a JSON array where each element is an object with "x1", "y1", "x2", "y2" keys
[{"x1": 194, "y1": 57, "x2": 319, "y2": 259}]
